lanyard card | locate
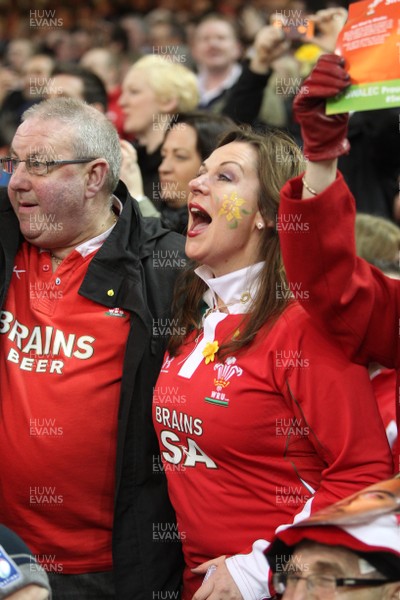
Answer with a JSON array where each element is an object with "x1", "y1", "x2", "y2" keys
[
  {"x1": 0, "y1": 545, "x2": 22, "y2": 591},
  {"x1": 326, "y1": 0, "x2": 400, "y2": 114}
]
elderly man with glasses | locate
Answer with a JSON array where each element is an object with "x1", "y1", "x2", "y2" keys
[
  {"x1": 0, "y1": 98, "x2": 185, "y2": 600},
  {"x1": 266, "y1": 478, "x2": 400, "y2": 599}
]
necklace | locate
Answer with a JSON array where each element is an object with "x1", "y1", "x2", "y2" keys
[
  {"x1": 50, "y1": 253, "x2": 64, "y2": 265},
  {"x1": 49, "y1": 213, "x2": 118, "y2": 266},
  {"x1": 203, "y1": 291, "x2": 252, "y2": 318}
]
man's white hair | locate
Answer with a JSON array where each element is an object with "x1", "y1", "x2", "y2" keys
[{"x1": 22, "y1": 97, "x2": 122, "y2": 193}]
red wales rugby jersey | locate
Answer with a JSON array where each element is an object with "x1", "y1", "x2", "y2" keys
[
  {"x1": 153, "y1": 304, "x2": 392, "y2": 599},
  {"x1": 0, "y1": 240, "x2": 129, "y2": 573}
]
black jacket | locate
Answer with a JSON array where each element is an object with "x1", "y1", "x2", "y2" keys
[
  {"x1": 136, "y1": 143, "x2": 163, "y2": 212},
  {"x1": 0, "y1": 182, "x2": 185, "y2": 599},
  {"x1": 338, "y1": 108, "x2": 400, "y2": 220}
]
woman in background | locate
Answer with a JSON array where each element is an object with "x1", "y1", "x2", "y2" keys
[
  {"x1": 158, "y1": 111, "x2": 235, "y2": 233},
  {"x1": 118, "y1": 55, "x2": 199, "y2": 210}
]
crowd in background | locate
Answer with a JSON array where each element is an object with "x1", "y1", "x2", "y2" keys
[
  {"x1": 0, "y1": 0, "x2": 399, "y2": 224},
  {"x1": 0, "y1": 1, "x2": 398, "y2": 204}
]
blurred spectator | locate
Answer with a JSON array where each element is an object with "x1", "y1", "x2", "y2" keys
[
  {"x1": 108, "y1": 22, "x2": 130, "y2": 56},
  {"x1": 221, "y1": 8, "x2": 346, "y2": 130},
  {"x1": 190, "y1": 14, "x2": 243, "y2": 112},
  {"x1": 68, "y1": 28, "x2": 93, "y2": 62},
  {"x1": 119, "y1": 14, "x2": 148, "y2": 57},
  {"x1": 22, "y1": 54, "x2": 55, "y2": 100},
  {"x1": 145, "y1": 11, "x2": 195, "y2": 69},
  {"x1": 118, "y1": 54, "x2": 199, "y2": 207},
  {"x1": 48, "y1": 64, "x2": 108, "y2": 112},
  {"x1": 158, "y1": 110, "x2": 235, "y2": 232},
  {"x1": 222, "y1": 23, "x2": 290, "y2": 126},
  {"x1": 39, "y1": 30, "x2": 76, "y2": 63},
  {"x1": 80, "y1": 48, "x2": 126, "y2": 136},
  {"x1": 107, "y1": 22, "x2": 134, "y2": 79},
  {"x1": 0, "y1": 53, "x2": 55, "y2": 150},
  {"x1": 4, "y1": 38, "x2": 35, "y2": 76},
  {"x1": 236, "y1": 4, "x2": 266, "y2": 45},
  {"x1": 0, "y1": 62, "x2": 19, "y2": 110},
  {"x1": 184, "y1": 0, "x2": 216, "y2": 27}
]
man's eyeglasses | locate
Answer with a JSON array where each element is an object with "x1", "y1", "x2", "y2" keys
[
  {"x1": 273, "y1": 572, "x2": 394, "y2": 596},
  {"x1": 0, "y1": 157, "x2": 97, "y2": 176}
]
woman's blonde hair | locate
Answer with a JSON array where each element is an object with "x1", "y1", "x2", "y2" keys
[{"x1": 130, "y1": 55, "x2": 199, "y2": 112}]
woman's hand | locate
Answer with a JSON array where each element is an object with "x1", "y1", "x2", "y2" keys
[
  {"x1": 192, "y1": 556, "x2": 243, "y2": 600},
  {"x1": 119, "y1": 140, "x2": 145, "y2": 197},
  {"x1": 293, "y1": 53, "x2": 351, "y2": 162}
]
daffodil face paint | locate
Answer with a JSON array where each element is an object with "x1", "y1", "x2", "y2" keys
[
  {"x1": 186, "y1": 141, "x2": 263, "y2": 277},
  {"x1": 218, "y1": 191, "x2": 252, "y2": 229}
]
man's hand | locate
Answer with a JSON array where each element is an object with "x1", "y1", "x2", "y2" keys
[{"x1": 191, "y1": 556, "x2": 243, "y2": 600}]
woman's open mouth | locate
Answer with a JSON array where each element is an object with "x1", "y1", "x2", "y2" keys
[{"x1": 187, "y1": 202, "x2": 212, "y2": 237}]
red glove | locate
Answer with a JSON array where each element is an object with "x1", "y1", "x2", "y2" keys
[{"x1": 293, "y1": 53, "x2": 351, "y2": 162}]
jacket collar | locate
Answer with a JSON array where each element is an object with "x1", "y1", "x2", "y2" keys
[{"x1": 78, "y1": 180, "x2": 173, "y2": 316}]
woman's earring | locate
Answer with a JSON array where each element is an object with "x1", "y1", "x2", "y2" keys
[{"x1": 257, "y1": 222, "x2": 264, "y2": 230}]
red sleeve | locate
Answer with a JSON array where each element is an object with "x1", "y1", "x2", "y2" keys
[
  {"x1": 278, "y1": 172, "x2": 400, "y2": 369},
  {"x1": 232, "y1": 306, "x2": 394, "y2": 561},
  {"x1": 277, "y1": 307, "x2": 394, "y2": 509}
]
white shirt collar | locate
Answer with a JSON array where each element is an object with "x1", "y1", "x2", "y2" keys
[
  {"x1": 70, "y1": 196, "x2": 122, "y2": 258},
  {"x1": 39, "y1": 196, "x2": 122, "y2": 259},
  {"x1": 195, "y1": 262, "x2": 264, "y2": 314},
  {"x1": 198, "y1": 63, "x2": 242, "y2": 105}
]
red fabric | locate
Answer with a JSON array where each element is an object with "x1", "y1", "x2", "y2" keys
[
  {"x1": 106, "y1": 86, "x2": 125, "y2": 138},
  {"x1": 0, "y1": 242, "x2": 130, "y2": 572},
  {"x1": 153, "y1": 303, "x2": 392, "y2": 598},
  {"x1": 279, "y1": 172, "x2": 400, "y2": 473},
  {"x1": 293, "y1": 54, "x2": 350, "y2": 161}
]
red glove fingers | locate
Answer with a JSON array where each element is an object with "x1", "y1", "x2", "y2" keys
[
  {"x1": 299, "y1": 54, "x2": 351, "y2": 98},
  {"x1": 293, "y1": 54, "x2": 351, "y2": 162}
]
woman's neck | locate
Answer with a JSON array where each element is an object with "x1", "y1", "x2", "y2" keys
[{"x1": 137, "y1": 125, "x2": 167, "y2": 154}]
